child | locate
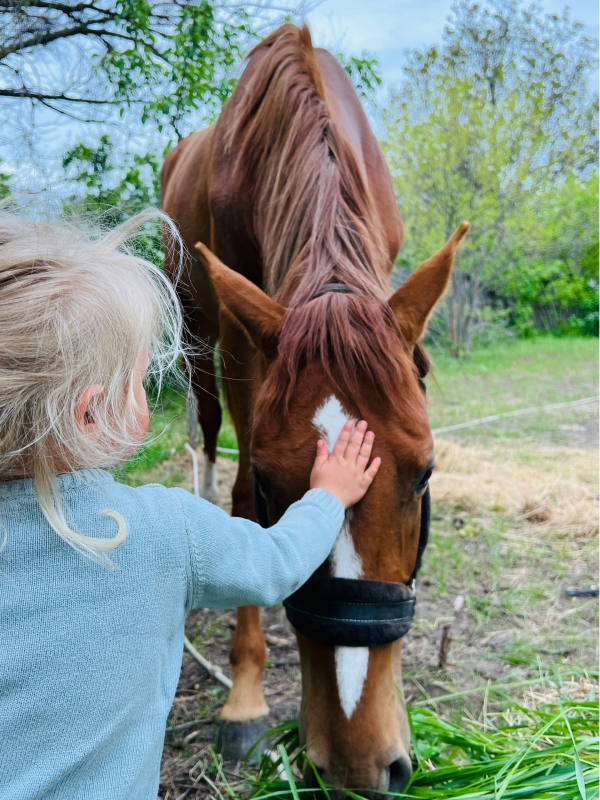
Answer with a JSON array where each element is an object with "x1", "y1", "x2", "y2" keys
[{"x1": 0, "y1": 209, "x2": 381, "y2": 800}]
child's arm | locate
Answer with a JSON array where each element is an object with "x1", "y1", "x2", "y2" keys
[{"x1": 172, "y1": 420, "x2": 380, "y2": 610}]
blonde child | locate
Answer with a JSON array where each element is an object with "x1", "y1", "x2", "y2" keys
[{"x1": 0, "y1": 209, "x2": 380, "y2": 800}]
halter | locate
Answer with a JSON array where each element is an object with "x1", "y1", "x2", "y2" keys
[
  {"x1": 282, "y1": 488, "x2": 429, "y2": 648},
  {"x1": 311, "y1": 281, "x2": 359, "y2": 299},
  {"x1": 254, "y1": 278, "x2": 431, "y2": 648}
]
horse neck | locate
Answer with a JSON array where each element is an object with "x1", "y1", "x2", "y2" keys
[{"x1": 221, "y1": 25, "x2": 390, "y2": 302}]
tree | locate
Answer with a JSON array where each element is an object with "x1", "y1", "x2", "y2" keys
[
  {"x1": 0, "y1": 0, "x2": 316, "y2": 149},
  {"x1": 0, "y1": 161, "x2": 12, "y2": 200},
  {"x1": 337, "y1": 51, "x2": 382, "y2": 104},
  {"x1": 384, "y1": 0, "x2": 598, "y2": 355},
  {"x1": 61, "y1": 134, "x2": 165, "y2": 263}
]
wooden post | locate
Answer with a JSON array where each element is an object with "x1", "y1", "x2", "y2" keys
[{"x1": 438, "y1": 623, "x2": 452, "y2": 669}]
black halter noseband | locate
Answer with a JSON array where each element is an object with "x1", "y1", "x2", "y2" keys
[
  {"x1": 253, "y1": 484, "x2": 429, "y2": 648},
  {"x1": 282, "y1": 488, "x2": 429, "y2": 648},
  {"x1": 254, "y1": 279, "x2": 431, "y2": 649}
]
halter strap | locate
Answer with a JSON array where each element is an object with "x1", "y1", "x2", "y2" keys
[
  {"x1": 283, "y1": 576, "x2": 416, "y2": 648},
  {"x1": 282, "y1": 487, "x2": 429, "y2": 649},
  {"x1": 311, "y1": 282, "x2": 359, "y2": 299}
]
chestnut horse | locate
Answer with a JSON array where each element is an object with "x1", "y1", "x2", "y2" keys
[{"x1": 161, "y1": 24, "x2": 468, "y2": 793}]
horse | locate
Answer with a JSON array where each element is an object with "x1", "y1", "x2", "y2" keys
[{"x1": 161, "y1": 23, "x2": 468, "y2": 794}]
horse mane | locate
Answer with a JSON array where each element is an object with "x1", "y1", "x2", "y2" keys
[{"x1": 224, "y1": 24, "x2": 420, "y2": 408}]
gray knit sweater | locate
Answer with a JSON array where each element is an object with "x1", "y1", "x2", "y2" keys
[{"x1": 0, "y1": 470, "x2": 344, "y2": 800}]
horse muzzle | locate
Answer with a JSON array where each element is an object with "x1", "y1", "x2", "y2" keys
[{"x1": 302, "y1": 750, "x2": 412, "y2": 797}]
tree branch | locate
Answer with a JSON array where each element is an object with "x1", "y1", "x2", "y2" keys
[
  {"x1": 0, "y1": 0, "x2": 100, "y2": 14},
  {"x1": 0, "y1": 88, "x2": 121, "y2": 104},
  {"x1": 0, "y1": 17, "x2": 115, "y2": 60}
]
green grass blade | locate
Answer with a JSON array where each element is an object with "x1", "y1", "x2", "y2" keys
[
  {"x1": 279, "y1": 744, "x2": 301, "y2": 800},
  {"x1": 565, "y1": 714, "x2": 588, "y2": 800},
  {"x1": 493, "y1": 711, "x2": 571, "y2": 799},
  {"x1": 211, "y1": 750, "x2": 237, "y2": 799},
  {"x1": 304, "y1": 755, "x2": 331, "y2": 800}
]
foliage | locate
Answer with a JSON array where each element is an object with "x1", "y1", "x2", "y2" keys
[
  {"x1": 61, "y1": 134, "x2": 165, "y2": 264},
  {"x1": 0, "y1": 0, "x2": 314, "y2": 145},
  {"x1": 384, "y1": 0, "x2": 598, "y2": 355},
  {"x1": 63, "y1": 135, "x2": 161, "y2": 210},
  {"x1": 336, "y1": 52, "x2": 382, "y2": 103},
  {"x1": 0, "y1": 160, "x2": 12, "y2": 200},
  {"x1": 495, "y1": 173, "x2": 599, "y2": 336}
]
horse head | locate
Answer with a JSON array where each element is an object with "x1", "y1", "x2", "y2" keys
[{"x1": 194, "y1": 220, "x2": 468, "y2": 793}]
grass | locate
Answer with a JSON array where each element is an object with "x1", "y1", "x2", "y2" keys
[
  {"x1": 195, "y1": 675, "x2": 599, "y2": 800},
  {"x1": 426, "y1": 336, "x2": 598, "y2": 446},
  {"x1": 413, "y1": 466, "x2": 598, "y2": 700}
]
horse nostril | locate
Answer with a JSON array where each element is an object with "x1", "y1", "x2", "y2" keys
[
  {"x1": 303, "y1": 762, "x2": 326, "y2": 793},
  {"x1": 387, "y1": 754, "x2": 412, "y2": 792}
]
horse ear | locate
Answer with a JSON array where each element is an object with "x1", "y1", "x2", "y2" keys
[
  {"x1": 389, "y1": 222, "x2": 470, "y2": 345},
  {"x1": 194, "y1": 243, "x2": 284, "y2": 357}
]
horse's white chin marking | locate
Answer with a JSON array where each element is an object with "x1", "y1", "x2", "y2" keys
[
  {"x1": 313, "y1": 395, "x2": 369, "y2": 719},
  {"x1": 202, "y1": 454, "x2": 219, "y2": 505}
]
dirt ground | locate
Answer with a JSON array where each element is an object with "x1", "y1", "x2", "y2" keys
[{"x1": 152, "y1": 414, "x2": 599, "y2": 800}]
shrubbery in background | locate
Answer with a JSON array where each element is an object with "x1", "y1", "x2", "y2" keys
[{"x1": 496, "y1": 172, "x2": 599, "y2": 337}]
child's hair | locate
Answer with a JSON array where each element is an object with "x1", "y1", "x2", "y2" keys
[{"x1": 0, "y1": 207, "x2": 186, "y2": 564}]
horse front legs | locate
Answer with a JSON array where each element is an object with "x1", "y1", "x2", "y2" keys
[{"x1": 219, "y1": 606, "x2": 268, "y2": 721}]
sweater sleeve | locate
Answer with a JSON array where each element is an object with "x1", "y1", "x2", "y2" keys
[{"x1": 169, "y1": 488, "x2": 344, "y2": 611}]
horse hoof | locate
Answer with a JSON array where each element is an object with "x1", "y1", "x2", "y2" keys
[{"x1": 215, "y1": 718, "x2": 270, "y2": 763}]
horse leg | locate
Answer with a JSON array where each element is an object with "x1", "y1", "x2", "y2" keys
[
  {"x1": 216, "y1": 319, "x2": 270, "y2": 759},
  {"x1": 193, "y1": 348, "x2": 221, "y2": 505},
  {"x1": 182, "y1": 295, "x2": 222, "y2": 505}
]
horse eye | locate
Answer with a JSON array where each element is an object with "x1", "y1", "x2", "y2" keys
[{"x1": 416, "y1": 465, "x2": 433, "y2": 492}]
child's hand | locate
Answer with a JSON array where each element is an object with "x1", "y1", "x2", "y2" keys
[{"x1": 309, "y1": 420, "x2": 381, "y2": 509}]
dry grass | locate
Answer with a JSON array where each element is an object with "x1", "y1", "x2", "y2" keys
[
  {"x1": 432, "y1": 438, "x2": 599, "y2": 540},
  {"x1": 518, "y1": 673, "x2": 597, "y2": 710}
]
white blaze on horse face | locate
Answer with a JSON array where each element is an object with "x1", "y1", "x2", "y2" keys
[
  {"x1": 331, "y1": 513, "x2": 362, "y2": 579},
  {"x1": 312, "y1": 395, "x2": 370, "y2": 719}
]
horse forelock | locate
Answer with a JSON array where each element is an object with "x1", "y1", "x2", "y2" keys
[{"x1": 262, "y1": 294, "x2": 412, "y2": 412}]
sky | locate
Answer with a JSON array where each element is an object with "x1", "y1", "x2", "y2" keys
[{"x1": 304, "y1": 0, "x2": 599, "y2": 90}]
